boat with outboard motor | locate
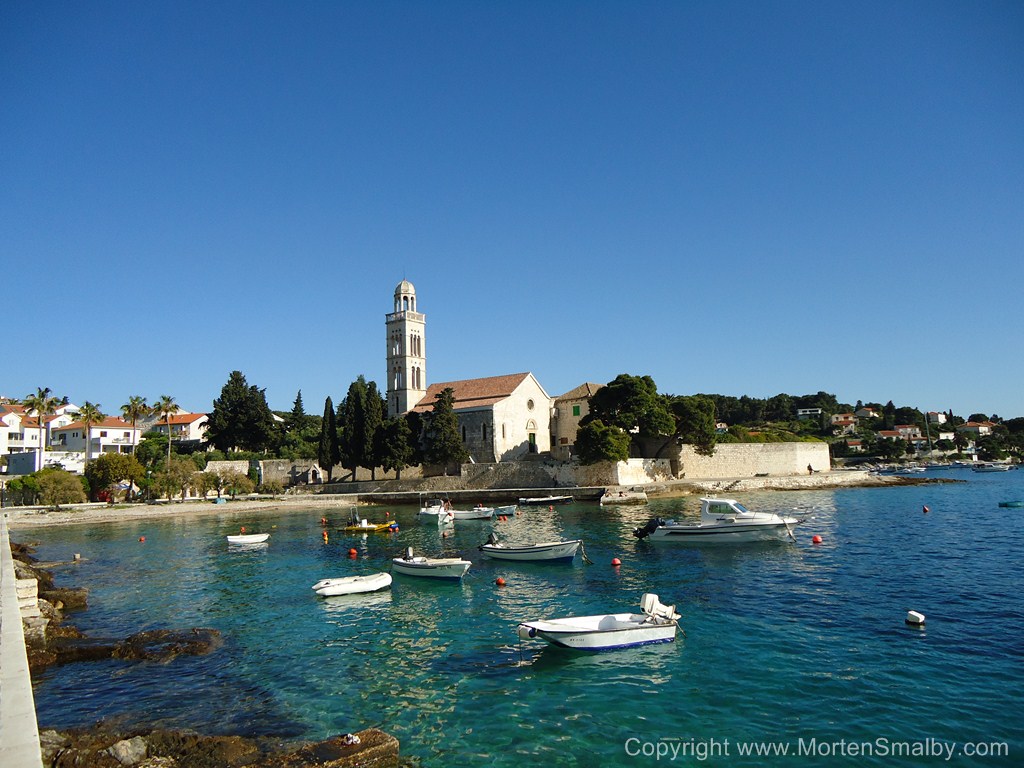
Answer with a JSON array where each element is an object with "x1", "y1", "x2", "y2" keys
[
  {"x1": 478, "y1": 533, "x2": 583, "y2": 562},
  {"x1": 517, "y1": 593, "x2": 680, "y2": 651},
  {"x1": 392, "y1": 548, "x2": 471, "y2": 580},
  {"x1": 311, "y1": 572, "x2": 392, "y2": 597},
  {"x1": 633, "y1": 497, "x2": 802, "y2": 543}
]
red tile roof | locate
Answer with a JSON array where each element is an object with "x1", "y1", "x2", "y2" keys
[
  {"x1": 54, "y1": 417, "x2": 136, "y2": 431},
  {"x1": 412, "y1": 373, "x2": 532, "y2": 413}
]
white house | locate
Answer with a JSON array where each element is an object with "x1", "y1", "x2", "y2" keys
[
  {"x1": 148, "y1": 412, "x2": 210, "y2": 443},
  {"x1": 50, "y1": 417, "x2": 141, "y2": 456},
  {"x1": 796, "y1": 408, "x2": 823, "y2": 420},
  {"x1": 412, "y1": 372, "x2": 553, "y2": 462}
]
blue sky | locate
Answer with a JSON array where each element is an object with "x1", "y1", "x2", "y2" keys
[{"x1": 3, "y1": 1, "x2": 1022, "y2": 420}]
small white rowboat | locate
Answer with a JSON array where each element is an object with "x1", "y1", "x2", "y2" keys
[
  {"x1": 479, "y1": 539, "x2": 582, "y2": 562},
  {"x1": 226, "y1": 533, "x2": 270, "y2": 545},
  {"x1": 311, "y1": 572, "x2": 392, "y2": 597},
  {"x1": 518, "y1": 593, "x2": 680, "y2": 651}
]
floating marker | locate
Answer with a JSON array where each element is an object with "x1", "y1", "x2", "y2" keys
[
  {"x1": 905, "y1": 610, "x2": 926, "y2": 627},
  {"x1": 138, "y1": 536, "x2": 145, "y2": 543},
  {"x1": 812, "y1": 535, "x2": 823, "y2": 544},
  {"x1": 611, "y1": 557, "x2": 621, "y2": 566},
  {"x1": 495, "y1": 577, "x2": 506, "y2": 587}
]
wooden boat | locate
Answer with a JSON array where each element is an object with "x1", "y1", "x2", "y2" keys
[
  {"x1": 311, "y1": 572, "x2": 392, "y2": 597},
  {"x1": 518, "y1": 594, "x2": 680, "y2": 651},
  {"x1": 633, "y1": 497, "x2": 801, "y2": 543},
  {"x1": 226, "y1": 533, "x2": 269, "y2": 545},
  {"x1": 518, "y1": 495, "x2": 573, "y2": 506},
  {"x1": 392, "y1": 548, "x2": 471, "y2": 580},
  {"x1": 479, "y1": 536, "x2": 582, "y2": 562}
]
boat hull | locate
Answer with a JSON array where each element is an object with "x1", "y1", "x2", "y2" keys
[
  {"x1": 518, "y1": 495, "x2": 574, "y2": 506},
  {"x1": 226, "y1": 533, "x2": 269, "y2": 545},
  {"x1": 518, "y1": 612, "x2": 677, "y2": 651},
  {"x1": 392, "y1": 557, "x2": 471, "y2": 580},
  {"x1": 311, "y1": 572, "x2": 392, "y2": 596},
  {"x1": 479, "y1": 540, "x2": 581, "y2": 562},
  {"x1": 646, "y1": 522, "x2": 797, "y2": 543}
]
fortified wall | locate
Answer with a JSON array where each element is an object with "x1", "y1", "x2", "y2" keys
[{"x1": 677, "y1": 442, "x2": 831, "y2": 480}]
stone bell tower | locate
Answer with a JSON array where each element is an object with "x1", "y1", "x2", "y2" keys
[{"x1": 385, "y1": 279, "x2": 426, "y2": 417}]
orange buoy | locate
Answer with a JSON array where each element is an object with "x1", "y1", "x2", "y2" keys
[
  {"x1": 348, "y1": 548, "x2": 357, "y2": 556},
  {"x1": 611, "y1": 557, "x2": 621, "y2": 566},
  {"x1": 320, "y1": 517, "x2": 328, "y2": 526},
  {"x1": 385, "y1": 511, "x2": 390, "y2": 517},
  {"x1": 322, "y1": 530, "x2": 329, "y2": 541},
  {"x1": 240, "y1": 526, "x2": 246, "y2": 533},
  {"x1": 812, "y1": 535, "x2": 823, "y2": 544},
  {"x1": 138, "y1": 536, "x2": 145, "y2": 542},
  {"x1": 496, "y1": 577, "x2": 506, "y2": 587},
  {"x1": 548, "y1": 505, "x2": 554, "y2": 511}
]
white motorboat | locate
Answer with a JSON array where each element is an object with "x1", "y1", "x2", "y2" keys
[
  {"x1": 478, "y1": 535, "x2": 582, "y2": 562},
  {"x1": 518, "y1": 495, "x2": 573, "y2": 506},
  {"x1": 419, "y1": 498, "x2": 493, "y2": 520},
  {"x1": 518, "y1": 593, "x2": 680, "y2": 651},
  {"x1": 972, "y1": 463, "x2": 1014, "y2": 473},
  {"x1": 311, "y1": 572, "x2": 392, "y2": 597},
  {"x1": 632, "y1": 497, "x2": 801, "y2": 543},
  {"x1": 392, "y1": 548, "x2": 471, "y2": 580},
  {"x1": 226, "y1": 533, "x2": 270, "y2": 545}
]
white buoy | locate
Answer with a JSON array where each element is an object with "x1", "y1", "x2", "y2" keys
[{"x1": 905, "y1": 610, "x2": 926, "y2": 627}]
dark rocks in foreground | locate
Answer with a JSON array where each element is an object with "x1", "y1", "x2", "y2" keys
[{"x1": 39, "y1": 727, "x2": 401, "y2": 768}]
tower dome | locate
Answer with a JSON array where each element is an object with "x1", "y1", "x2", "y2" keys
[{"x1": 394, "y1": 279, "x2": 415, "y2": 296}]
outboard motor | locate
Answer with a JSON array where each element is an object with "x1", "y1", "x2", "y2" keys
[
  {"x1": 632, "y1": 517, "x2": 665, "y2": 540},
  {"x1": 486, "y1": 532, "x2": 500, "y2": 546}
]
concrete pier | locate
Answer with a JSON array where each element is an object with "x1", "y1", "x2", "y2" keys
[{"x1": 0, "y1": 511, "x2": 44, "y2": 767}]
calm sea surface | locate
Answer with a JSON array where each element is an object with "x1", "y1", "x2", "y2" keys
[{"x1": 21, "y1": 469, "x2": 1024, "y2": 766}]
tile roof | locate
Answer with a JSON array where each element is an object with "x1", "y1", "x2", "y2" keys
[
  {"x1": 412, "y1": 373, "x2": 532, "y2": 413},
  {"x1": 54, "y1": 416, "x2": 137, "y2": 431},
  {"x1": 160, "y1": 413, "x2": 207, "y2": 425},
  {"x1": 555, "y1": 382, "x2": 604, "y2": 401}
]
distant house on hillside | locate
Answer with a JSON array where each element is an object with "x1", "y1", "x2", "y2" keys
[
  {"x1": 855, "y1": 407, "x2": 880, "y2": 420},
  {"x1": 927, "y1": 411, "x2": 948, "y2": 425},
  {"x1": 550, "y1": 382, "x2": 604, "y2": 461},
  {"x1": 830, "y1": 413, "x2": 857, "y2": 434},
  {"x1": 147, "y1": 412, "x2": 210, "y2": 448},
  {"x1": 956, "y1": 421, "x2": 995, "y2": 437},
  {"x1": 412, "y1": 372, "x2": 552, "y2": 463},
  {"x1": 796, "y1": 408, "x2": 823, "y2": 420}
]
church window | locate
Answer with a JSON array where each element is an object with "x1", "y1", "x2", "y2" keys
[{"x1": 527, "y1": 399, "x2": 534, "y2": 410}]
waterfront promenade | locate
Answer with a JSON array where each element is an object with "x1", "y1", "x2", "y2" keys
[{"x1": 0, "y1": 511, "x2": 43, "y2": 768}]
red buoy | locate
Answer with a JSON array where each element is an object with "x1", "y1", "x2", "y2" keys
[
  {"x1": 138, "y1": 536, "x2": 145, "y2": 542},
  {"x1": 348, "y1": 548, "x2": 357, "y2": 556},
  {"x1": 611, "y1": 557, "x2": 621, "y2": 566},
  {"x1": 496, "y1": 577, "x2": 506, "y2": 587},
  {"x1": 812, "y1": 535, "x2": 823, "y2": 544}
]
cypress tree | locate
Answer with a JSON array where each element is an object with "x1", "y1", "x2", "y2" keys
[
  {"x1": 318, "y1": 396, "x2": 339, "y2": 482},
  {"x1": 424, "y1": 387, "x2": 469, "y2": 474}
]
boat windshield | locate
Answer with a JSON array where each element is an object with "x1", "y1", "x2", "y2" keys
[{"x1": 733, "y1": 503, "x2": 751, "y2": 514}]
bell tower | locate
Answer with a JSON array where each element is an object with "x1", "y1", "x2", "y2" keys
[{"x1": 385, "y1": 279, "x2": 426, "y2": 417}]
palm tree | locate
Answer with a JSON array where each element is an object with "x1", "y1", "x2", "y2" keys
[
  {"x1": 120, "y1": 396, "x2": 148, "y2": 455},
  {"x1": 153, "y1": 394, "x2": 179, "y2": 466},
  {"x1": 76, "y1": 401, "x2": 105, "y2": 466},
  {"x1": 23, "y1": 387, "x2": 60, "y2": 472}
]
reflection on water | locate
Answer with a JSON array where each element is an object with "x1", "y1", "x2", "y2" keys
[{"x1": 22, "y1": 474, "x2": 1024, "y2": 766}]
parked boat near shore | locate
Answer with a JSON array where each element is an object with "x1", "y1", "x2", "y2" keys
[
  {"x1": 392, "y1": 548, "x2": 471, "y2": 580},
  {"x1": 311, "y1": 572, "x2": 392, "y2": 597},
  {"x1": 478, "y1": 535, "x2": 583, "y2": 562},
  {"x1": 518, "y1": 495, "x2": 574, "y2": 506},
  {"x1": 226, "y1": 533, "x2": 269, "y2": 545},
  {"x1": 633, "y1": 497, "x2": 801, "y2": 543}
]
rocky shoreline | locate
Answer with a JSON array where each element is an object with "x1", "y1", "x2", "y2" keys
[{"x1": 9, "y1": 540, "x2": 404, "y2": 768}]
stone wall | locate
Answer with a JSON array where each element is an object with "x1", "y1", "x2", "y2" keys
[{"x1": 677, "y1": 442, "x2": 830, "y2": 479}]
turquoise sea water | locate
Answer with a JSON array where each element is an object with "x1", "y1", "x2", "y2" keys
[{"x1": 21, "y1": 470, "x2": 1024, "y2": 766}]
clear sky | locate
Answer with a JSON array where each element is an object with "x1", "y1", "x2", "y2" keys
[{"x1": 3, "y1": 1, "x2": 1022, "y2": 421}]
